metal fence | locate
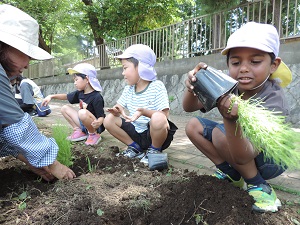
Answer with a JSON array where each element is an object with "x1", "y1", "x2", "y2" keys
[{"x1": 25, "y1": 0, "x2": 300, "y2": 79}]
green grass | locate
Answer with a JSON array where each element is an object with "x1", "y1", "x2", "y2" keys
[
  {"x1": 272, "y1": 184, "x2": 300, "y2": 197},
  {"x1": 52, "y1": 124, "x2": 74, "y2": 167},
  {"x1": 230, "y1": 95, "x2": 300, "y2": 169}
]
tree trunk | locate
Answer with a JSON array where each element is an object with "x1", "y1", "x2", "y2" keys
[
  {"x1": 82, "y1": 0, "x2": 110, "y2": 68},
  {"x1": 39, "y1": 28, "x2": 51, "y2": 54}
]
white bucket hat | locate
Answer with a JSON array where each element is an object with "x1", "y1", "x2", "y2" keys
[
  {"x1": 67, "y1": 63, "x2": 103, "y2": 92},
  {"x1": 116, "y1": 44, "x2": 157, "y2": 81},
  {"x1": 0, "y1": 4, "x2": 52, "y2": 60}
]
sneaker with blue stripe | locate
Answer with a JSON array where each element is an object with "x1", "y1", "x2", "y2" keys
[{"x1": 119, "y1": 146, "x2": 144, "y2": 158}]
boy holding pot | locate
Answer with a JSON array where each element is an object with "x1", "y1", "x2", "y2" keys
[{"x1": 183, "y1": 22, "x2": 291, "y2": 213}]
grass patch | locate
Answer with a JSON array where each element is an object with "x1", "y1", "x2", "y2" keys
[
  {"x1": 272, "y1": 184, "x2": 300, "y2": 197},
  {"x1": 52, "y1": 124, "x2": 74, "y2": 167}
]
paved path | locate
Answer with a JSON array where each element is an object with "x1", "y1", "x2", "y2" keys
[{"x1": 46, "y1": 102, "x2": 300, "y2": 193}]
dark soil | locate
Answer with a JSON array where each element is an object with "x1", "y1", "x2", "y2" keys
[{"x1": 0, "y1": 123, "x2": 299, "y2": 225}]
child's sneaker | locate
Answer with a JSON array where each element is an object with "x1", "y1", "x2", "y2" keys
[
  {"x1": 247, "y1": 183, "x2": 281, "y2": 213},
  {"x1": 213, "y1": 169, "x2": 245, "y2": 189},
  {"x1": 119, "y1": 146, "x2": 144, "y2": 158},
  {"x1": 85, "y1": 133, "x2": 101, "y2": 145},
  {"x1": 67, "y1": 129, "x2": 88, "y2": 142}
]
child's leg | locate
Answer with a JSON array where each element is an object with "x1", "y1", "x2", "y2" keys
[
  {"x1": 149, "y1": 111, "x2": 169, "y2": 149},
  {"x1": 78, "y1": 109, "x2": 97, "y2": 133},
  {"x1": 61, "y1": 105, "x2": 81, "y2": 129},
  {"x1": 186, "y1": 117, "x2": 224, "y2": 164},
  {"x1": 103, "y1": 113, "x2": 133, "y2": 145}
]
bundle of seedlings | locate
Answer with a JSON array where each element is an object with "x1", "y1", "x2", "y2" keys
[
  {"x1": 229, "y1": 95, "x2": 300, "y2": 169},
  {"x1": 52, "y1": 124, "x2": 74, "y2": 167}
]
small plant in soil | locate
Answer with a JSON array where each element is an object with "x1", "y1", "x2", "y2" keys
[
  {"x1": 52, "y1": 124, "x2": 74, "y2": 167},
  {"x1": 14, "y1": 191, "x2": 31, "y2": 211},
  {"x1": 86, "y1": 156, "x2": 97, "y2": 173}
]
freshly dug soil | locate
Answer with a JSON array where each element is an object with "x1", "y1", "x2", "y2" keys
[{"x1": 0, "y1": 123, "x2": 299, "y2": 225}]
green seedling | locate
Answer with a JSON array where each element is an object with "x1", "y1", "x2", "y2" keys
[
  {"x1": 86, "y1": 185, "x2": 93, "y2": 190},
  {"x1": 169, "y1": 95, "x2": 175, "y2": 102},
  {"x1": 17, "y1": 191, "x2": 30, "y2": 210},
  {"x1": 86, "y1": 156, "x2": 97, "y2": 173},
  {"x1": 230, "y1": 95, "x2": 300, "y2": 169},
  {"x1": 97, "y1": 209, "x2": 104, "y2": 216},
  {"x1": 52, "y1": 124, "x2": 74, "y2": 167},
  {"x1": 196, "y1": 164, "x2": 204, "y2": 169},
  {"x1": 166, "y1": 168, "x2": 173, "y2": 176},
  {"x1": 194, "y1": 214, "x2": 204, "y2": 225}
]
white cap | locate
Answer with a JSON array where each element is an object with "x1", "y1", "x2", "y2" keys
[{"x1": 221, "y1": 22, "x2": 279, "y2": 57}]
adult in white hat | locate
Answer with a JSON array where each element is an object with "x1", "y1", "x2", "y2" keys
[{"x1": 0, "y1": 4, "x2": 75, "y2": 180}]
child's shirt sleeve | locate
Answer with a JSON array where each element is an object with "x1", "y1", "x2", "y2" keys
[
  {"x1": 67, "y1": 90, "x2": 80, "y2": 104},
  {"x1": 152, "y1": 80, "x2": 170, "y2": 111}
]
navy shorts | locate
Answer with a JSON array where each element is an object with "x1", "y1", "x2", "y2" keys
[
  {"x1": 120, "y1": 118, "x2": 178, "y2": 151},
  {"x1": 196, "y1": 116, "x2": 286, "y2": 180}
]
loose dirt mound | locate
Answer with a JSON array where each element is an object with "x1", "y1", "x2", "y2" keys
[{"x1": 0, "y1": 124, "x2": 299, "y2": 225}]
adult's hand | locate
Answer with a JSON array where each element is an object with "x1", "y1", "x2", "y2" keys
[
  {"x1": 43, "y1": 160, "x2": 76, "y2": 180},
  {"x1": 17, "y1": 154, "x2": 55, "y2": 182}
]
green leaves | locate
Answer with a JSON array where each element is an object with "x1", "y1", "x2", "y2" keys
[
  {"x1": 231, "y1": 95, "x2": 300, "y2": 169},
  {"x1": 52, "y1": 124, "x2": 74, "y2": 167}
]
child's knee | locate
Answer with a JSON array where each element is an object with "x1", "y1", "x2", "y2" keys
[
  {"x1": 78, "y1": 109, "x2": 88, "y2": 118},
  {"x1": 60, "y1": 104, "x2": 70, "y2": 113},
  {"x1": 185, "y1": 118, "x2": 201, "y2": 135},
  {"x1": 150, "y1": 112, "x2": 168, "y2": 129},
  {"x1": 103, "y1": 113, "x2": 117, "y2": 128}
]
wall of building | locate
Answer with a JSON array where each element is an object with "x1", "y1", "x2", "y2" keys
[{"x1": 36, "y1": 41, "x2": 300, "y2": 127}]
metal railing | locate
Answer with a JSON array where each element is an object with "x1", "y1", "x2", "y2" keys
[{"x1": 25, "y1": 0, "x2": 300, "y2": 79}]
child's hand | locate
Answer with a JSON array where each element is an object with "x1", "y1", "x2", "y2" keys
[
  {"x1": 218, "y1": 95, "x2": 239, "y2": 121},
  {"x1": 42, "y1": 95, "x2": 52, "y2": 106},
  {"x1": 185, "y1": 62, "x2": 208, "y2": 93},
  {"x1": 125, "y1": 108, "x2": 143, "y2": 122},
  {"x1": 91, "y1": 119, "x2": 100, "y2": 129},
  {"x1": 107, "y1": 107, "x2": 121, "y2": 116},
  {"x1": 107, "y1": 105, "x2": 127, "y2": 118}
]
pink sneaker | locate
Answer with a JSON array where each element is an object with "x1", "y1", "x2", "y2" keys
[
  {"x1": 67, "y1": 129, "x2": 88, "y2": 142},
  {"x1": 85, "y1": 133, "x2": 101, "y2": 145}
]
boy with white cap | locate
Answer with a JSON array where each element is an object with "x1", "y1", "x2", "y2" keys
[
  {"x1": 0, "y1": 4, "x2": 75, "y2": 180},
  {"x1": 43, "y1": 63, "x2": 105, "y2": 146},
  {"x1": 183, "y1": 22, "x2": 292, "y2": 213},
  {"x1": 104, "y1": 44, "x2": 178, "y2": 171}
]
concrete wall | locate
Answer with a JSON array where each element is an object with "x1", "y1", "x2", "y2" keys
[{"x1": 36, "y1": 41, "x2": 300, "y2": 127}]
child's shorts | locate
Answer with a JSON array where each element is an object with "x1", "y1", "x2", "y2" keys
[
  {"x1": 196, "y1": 116, "x2": 286, "y2": 180},
  {"x1": 120, "y1": 118, "x2": 178, "y2": 151}
]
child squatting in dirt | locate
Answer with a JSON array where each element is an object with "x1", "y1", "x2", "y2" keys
[
  {"x1": 104, "y1": 44, "x2": 178, "y2": 171},
  {"x1": 42, "y1": 63, "x2": 105, "y2": 146},
  {"x1": 183, "y1": 22, "x2": 291, "y2": 213},
  {"x1": 0, "y1": 4, "x2": 75, "y2": 181}
]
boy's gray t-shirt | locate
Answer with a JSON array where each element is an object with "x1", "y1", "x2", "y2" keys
[
  {"x1": 235, "y1": 80, "x2": 289, "y2": 116},
  {"x1": 0, "y1": 64, "x2": 24, "y2": 126}
]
